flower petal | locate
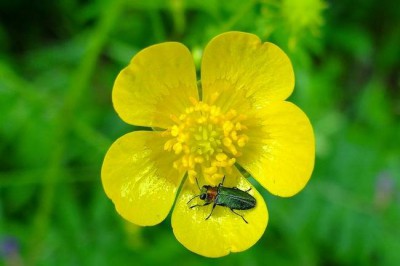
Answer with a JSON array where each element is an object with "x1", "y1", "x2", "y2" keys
[
  {"x1": 201, "y1": 31, "x2": 294, "y2": 110},
  {"x1": 101, "y1": 131, "x2": 184, "y2": 226},
  {"x1": 238, "y1": 101, "x2": 315, "y2": 197},
  {"x1": 113, "y1": 42, "x2": 199, "y2": 128},
  {"x1": 171, "y1": 168, "x2": 268, "y2": 257}
]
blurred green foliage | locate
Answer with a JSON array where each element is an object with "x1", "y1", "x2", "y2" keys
[{"x1": 1, "y1": 0, "x2": 399, "y2": 265}]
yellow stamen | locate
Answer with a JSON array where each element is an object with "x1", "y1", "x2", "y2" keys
[{"x1": 163, "y1": 100, "x2": 249, "y2": 185}]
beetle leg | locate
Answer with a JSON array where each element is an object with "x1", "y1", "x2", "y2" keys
[
  {"x1": 205, "y1": 203, "x2": 217, "y2": 220},
  {"x1": 187, "y1": 194, "x2": 200, "y2": 204},
  {"x1": 189, "y1": 202, "x2": 211, "y2": 209},
  {"x1": 230, "y1": 209, "x2": 248, "y2": 224},
  {"x1": 231, "y1": 187, "x2": 251, "y2": 193}
]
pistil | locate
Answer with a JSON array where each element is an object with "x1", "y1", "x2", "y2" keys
[{"x1": 163, "y1": 98, "x2": 248, "y2": 185}]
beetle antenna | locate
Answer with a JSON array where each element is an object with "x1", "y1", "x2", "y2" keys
[
  {"x1": 187, "y1": 178, "x2": 202, "y2": 204},
  {"x1": 195, "y1": 178, "x2": 201, "y2": 190},
  {"x1": 187, "y1": 194, "x2": 200, "y2": 204},
  {"x1": 220, "y1": 175, "x2": 226, "y2": 186}
]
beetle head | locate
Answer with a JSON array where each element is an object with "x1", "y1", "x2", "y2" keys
[{"x1": 199, "y1": 186, "x2": 208, "y2": 200}]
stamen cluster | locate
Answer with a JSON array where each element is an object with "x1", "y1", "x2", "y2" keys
[{"x1": 164, "y1": 99, "x2": 248, "y2": 185}]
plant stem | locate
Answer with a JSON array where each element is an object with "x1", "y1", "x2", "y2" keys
[{"x1": 26, "y1": 0, "x2": 124, "y2": 263}]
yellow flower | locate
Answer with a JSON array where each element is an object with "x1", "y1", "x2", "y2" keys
[{"x1": 101, "y1": 32, "x2": 315, "y2": 257}]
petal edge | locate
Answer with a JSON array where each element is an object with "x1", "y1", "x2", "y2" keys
[
  {"x1": 202, "y1": 31, "x2": 294, "y2": 111},
  {"x1": 101, "y1": 131, "x2": 185, "y2": 226},
  {"x1": 238, "y1": 101, "x2": 315, "y2": 197},
  {"x1": 172, "y1": 168, "x2": 268, "y2": 257},
  {"x1": 113, "y1": 42, "x2": 199, "y2": 128}
]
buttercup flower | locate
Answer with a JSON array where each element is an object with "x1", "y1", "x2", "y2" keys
[{"x1": 102, "y1": 32, "x2": 315, "y2": 257}]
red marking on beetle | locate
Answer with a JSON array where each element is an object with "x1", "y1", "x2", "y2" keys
[{"x1": 206, "y1": 187, "x2": 218, "y2": 201}]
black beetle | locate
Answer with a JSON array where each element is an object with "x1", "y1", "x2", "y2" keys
[{"x1": 187, "y1": 176, "x2": 256, "y2": 223}]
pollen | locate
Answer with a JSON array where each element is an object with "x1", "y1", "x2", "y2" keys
[{"x1": 163, "y1": 99, "x2": 249, "y2": 185}]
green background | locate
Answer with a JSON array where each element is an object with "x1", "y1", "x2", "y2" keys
[{"x1": 1, "y1": 0, "x2": 399, "y2": 265}]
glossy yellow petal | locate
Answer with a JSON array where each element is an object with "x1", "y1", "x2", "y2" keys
[
  {"x1": 101, "y1": 131, "x2": 185, "y2": 226},
  {"x1": 172, "y1": 168, "x2": 268, "y2": 257},
  {"x1": 113, "y1": 42, "x2": 199, "y2": 128},
  {"x1": 201, "y1": 31, "x2": 294, "y2": 111},
  {"x1": 238, "y1": 101, "x2": 315, "y2": 197}
]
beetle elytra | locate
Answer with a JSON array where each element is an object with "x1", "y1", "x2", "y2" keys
[{"x1": 187, "y1": 176, "x2": 256, "y2": 223}]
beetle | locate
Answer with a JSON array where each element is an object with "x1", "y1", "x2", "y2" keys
[{"x1": 187, "y1": 176, "x2": 256, "y2": 223}]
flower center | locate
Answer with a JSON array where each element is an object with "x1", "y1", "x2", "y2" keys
[{"x1": 163, "y1": 98, "x2": 249, "y2": 185}]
